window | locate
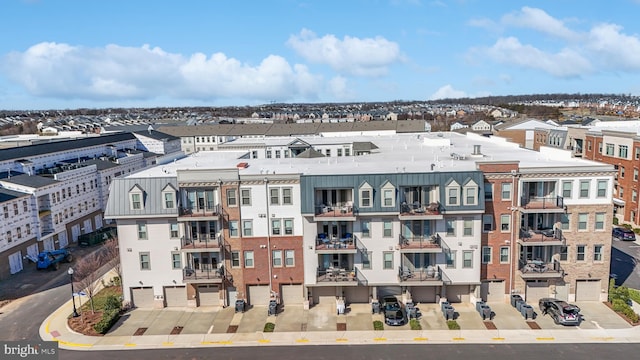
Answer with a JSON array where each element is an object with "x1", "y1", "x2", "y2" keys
[
  {"x1": 285, "y1": 250, "x2": 295, "y2": 266},
  {"x1": 634, "y1": 190, "x2": 638, "y2": 203},
  {"x1": 620, "y1": 187, "x2": 625, "y2": 198},
  {"x1": 139, "y1": 252, "x2": 150, "y2": 270},
  {"x1": 576, "y1": 245, "x2": 586, "y2": 261},
  {"x1": 226, "y1": 189, "x2": 237, "y2": 206},
  {"x1": 501, "y1": 183, "x2": 511, "y2": 200},
  {"x1": 240, "y1": 189, "x2": 251, "y2": 206},
  {"x1": 271, "y1": 219, "x2": 281, "y2": 235},
  {"x1": 242, "y1": 220, "x2": 253, "y2": 236},
  {"x1": 463, "y1": 218, "x2": 473, "y2": 236},
  {"x1": 383, "y1": 252, "x2": 394, "y2": 269},
  {"x1": 464, "y1": 186, "x2": 476, "y2": 205},
  {"x1": 500, "y1": 247, "x2": 509, "y2": 263},
  {"x1": 266, "y1": 150, "x2": 272, "y2": 158},
  {"x1": 284, "y1": 219, "x2": 293, "y2": 235},
  {"x1": 130, "y1": 193, "x2": 142, "y2": 210},
  {"x1": 594, "y1": 245, "x2": 603, "y2": 261},
  {"x1": 244, "y1": 251, "x2": 254, "y2": 267},
  {"x1": 270, "y1": 188, "x2": 280, "y2": 205},
  {"x1": 595, "y1": 213, "x2": 605, "y2": 230},
  {"x1": 446, "y1": 250, "x2": 456, "y2": 268},
  {"x1": 2, "y1": 205, "x2": 6, "y2": 219},
  {"x1": 382, "y1": 189, "x2": 394, "y2": 207},
  {"x1": 562, "y1": 181, "x2": 572, "y2": 198},
  {"x1": 163, "y1": 192, "x2": 175, "y2": 209},
  {"x1": 446, "y1": 219, "x2": 455, "y2": 236},
  {"x1": 463, "y1": 251, "x2": 473, "y2": 268},
  {"x1": 325, "y1": 149, "x2": 331, "y2": 157},
  {"x1": 231, "y1": 251, "x2": 240, "y2": 268},
  {"x1": 284, "y1": 150, "x2": 290, "y2": 158},
  {"x1": 605, "y1": 143, "x2": 614, "y2": 156},
  {"x1": 636, "y1": 147, "x2": 640, "y2": 160},
  {"x1": 596, "y1": 180, "x2": 607, "y2": 198},
  {"x1": 482, "y1": 214, "x2": 493, "y2": 232},
  {"x1": 282, "y1": 188, "x2": 292, "y2": 205},
  {"x1": 169, "y1": 222, "x2": 179, "y2": 238},
  {"x1": 447, "y1": 187, "x2": 459, "y2": 205},
  {"x1": 6, "y1": 231, "x2": 11, "y2": 243},
  {"x1": 560, "y1": 246, "x2": 568, "y2": 261},
  {"x1": 362, "y1": 251, "x2": 372, "y2": 269},
  {"x1": 360, "y1": 186, "x2": 372, "y2": 208},
  {"x1": 598, "y1": 141, "x2": 602, "y2": 153},
  {"x1": 137, "y1": 222, "x2": 147, "y2": 239},
  {"x1": 76, "y1": 184, "x2": 80, "y2": 194},
  {"x1": 272, "y1": 250, "x2": 282, "y2": 267},
  {"x1": 25, "y1": 224, "x2": 30, "y2": 235},
  {"x1": 22, "y1": 200, "x2": 27, "y2": 212},
  {"x1": 619, "y1": 145, "x2": 628, "y2": 158},
  {"x1": 345, "y1": 148, "x2": 351, "y2": 156},
  {"x1": 482, "y1": 246, "x2": 492, "y2": 264},
  {"x1": 484, "y1": 183, "x2": 493, "y2": 201},
  {"x1": 500, "y1": 214, "x2": 510, "y2": 232},
  {"x1": 383, "y1": 220, "x2": 393, "y2": 237},
  {"x1": 621, "y1": 167, "x2": 626, "y2": 179},
  {"x1": 229, "y1": 220, "x2": 239, "y2": 237},
  {"x1": 337, "y1": 148, "x2": 342, "y2": 157},
  {"x1": 16, "y1": 227, "x2": 21, "y2": 239},
  {"x1": 579, "y1": 180, "x2": 590, "y2": 198},
  {"x1": 361, "y1": 220, "x2": 370, "y2": 238},
  {"x1": 560, "y1": 213, "x2": 570, "y2": 230},
  {"x1": 578, "y1": 213, "x2": 588, "y2": 230},
  {"x1": 171, "y1": 253, "x2": 181, "y2": 269}
]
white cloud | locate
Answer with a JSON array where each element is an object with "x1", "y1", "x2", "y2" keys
[
  {"x1": 326, "y1": 76, "x2": 356, "y2": 100},
  {"x1": 586, "y1": 23, "x2": 640, "y2": 71},
  {"x1": 502, "y1": 7, "x2": 578, "y2": 41},
  {"x1": 2, "y1": 42, "x2": 324, "y2": 103},
  {"x1": 287, "y1": 29, "x2": 402, "y2": 77},
  {"x1": 429, "y1": 85, "x2": 467, "y2": 100}
]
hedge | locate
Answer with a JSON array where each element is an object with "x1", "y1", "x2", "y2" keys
[
  {"x1": 373, "y1": 320, "x2": 384, "y2": 330},
  {"x1": 263, "y1": 322, "x2": 275, "y2": 332},
  {"x1": 410, "y1": 319, "x2": 422, "y2": 330},
  {"x1": 93, "y1": 309, "x2": 120, "y2": 334},
  {"x1": 447, "y1": 320, "x2": 460, "y2": 330}
]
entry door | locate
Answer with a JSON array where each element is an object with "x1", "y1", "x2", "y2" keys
[
  {"x1": 43, "y1": 238, "x2": 55, "y2": 251},
  {"x1": 9, "y1": 252, "x2": 23, "y2": 274},
  {"x1": 71, "y1": 224, "x2": 81, "y2": 242},
  {"x1": 58, "y1": 232, "x2": 68, "y2": 248},
  {"x1": 27, "y1": 244, "x2": 39, "y2": 259},
  {"x1": 94, "y1": 215, "x2": 103, "y2": 229}
]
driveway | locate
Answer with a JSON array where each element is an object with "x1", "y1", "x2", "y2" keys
[{"x1": 533, "y1": 301, "x2": 631, "y2": 330}]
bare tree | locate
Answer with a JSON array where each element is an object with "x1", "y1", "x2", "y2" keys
[
  {"x1": 103, "y1": 237, "x2": 121, "y2": 289},
  {"x1": 74, "y1": 251, "x2": 104, "y2": 314}
]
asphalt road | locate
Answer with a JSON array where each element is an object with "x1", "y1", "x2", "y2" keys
[
  {"x1": 611, "y1": 237, "x2": 640, "y2": 289},
  {"x1": 55, "y1": 344, "x2": 640, "y2": 360}
]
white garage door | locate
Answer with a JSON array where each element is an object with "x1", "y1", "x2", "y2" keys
[
  {"x1": 248, "y1": 285, "x2": 270, "y2": 305},
  {"x1": 131, "y1": 287, "x2": 154, "y2": 308},
  {"x1": 198, "y1": 285, "x2": 219, "y2": 306},
  {"x1": 555, "y1": 283, "x2": 569, "y2": 301},
  {"x1": 281, "y1": 284, "x2": 303, "y2": 305},
  {"x1": 164, "y1": 286, "x2": 187, "y2": 307},
  {"x1": 344, "y1": 286, "x2": 370, "y2": 304},
  {"x1": 525, "y1": 281, "x2": 549, "y2": 303},
  {"x1": 411, "y1": 286, "x2": 436, "y2": 303},
  {"x1": 575, "y1": 280, "x2": 601, "y2": 301},
  {"x1": 376, "y1": 286, "x2": 402, "y2": 299},
  {"x1": 8, "y1": 251, "x2": 23, "y2": 274},
  {"x1": 313, "y1": 287, "x2": 337, "y2": 305},
  {"x1": 26, "y1": 244, "x2": 39, "y2": 261},
  {"x1": 446, "y1": 285, "x2": 469, "y2": 303},
  {"x1": 481, "y1": 281, "x2": 505, "y2": 303}
]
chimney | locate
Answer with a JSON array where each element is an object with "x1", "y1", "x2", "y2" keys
[{"x1": 472, "y1": 145, "x2": 482, "y2": 155}]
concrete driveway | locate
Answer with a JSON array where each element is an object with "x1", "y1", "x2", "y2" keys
[
  {"x1": 306, "y1": 304, "x2": 337, "y2": 331},
  {"x1": 487, "y1": 302, "x2": 532, "y2": 330},
  {"x1": 533, "y1": 301, "x2": 632, "y2": 330}
]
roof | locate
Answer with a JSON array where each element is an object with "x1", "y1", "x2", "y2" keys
[
  {"x1": 296, "y1": 148, "x2": 325, "y2": 158},
  {"x1": 0, "y1": 133, "x2": 136, "y2": 162},
  {"x1": 0, "y1": 188, "x2": 29, "y2": 203},
  {"x1": 0, "y1": 174, "x2": 59, "y2": 188},
  {"x1": 80, "y1": 158, "x2": 120, "y2": 171},
  {"x1": 104, "y1": 177, "x2": 179, "y2": 218},
  {"x1": 134, "y1": 130, "x2": 180, "y2": 142}
]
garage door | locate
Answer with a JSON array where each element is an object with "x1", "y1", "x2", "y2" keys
[
  {"x1": 312, "y1": 287, "x2": 337, "y2": 305},
  {"x1": 481, "y1": 281, "x2": 505, "y2": 303},
  {"x1": 281, "y1": 284, "x2": 303, "y2": 305},
  {"x1": 131, "y1": 287, "x2": 154, "y2": 308},
  {"x1": 248, "y1": 285, "x2": 270, "y2": 305},
  {"x1": 446, "y1": 285, "x2": 469, "y2": 303},
  {"x1": 227, "y1": 286, "x2": 238, "y2": 307},
  {"x1": 344, "y1": 286, "x2": 370, "y2": 304},
  {"x1": 376, "y1": 286, "x2": 402, "y2": 299},
  {"x1": 164, "y1": 286, "x2": 187, "y2": 307},
  {"x1": 525, "y1": 281, "x2": 549, "y2": 303},
  {"x1": 411, "y1": 286, "x2": 436, "y2": 303},
  {"x1": 575, "y1": 280, "x2": 601, "y2": 301},
  {"x1": 555, "y1": 283, "x2": 569, "y2": 301},
  {"x1": 198, "y1": 285, "x2": 219, "y2": 306}
]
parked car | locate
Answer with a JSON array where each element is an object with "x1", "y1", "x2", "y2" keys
[
  {"x1": 538, "y1": 298, "x2": 581, "y2": 326},
  {"x1": 613, "y1": 227, "x2": 636, "y2": 241},
  {"x1": 381, "y1": 296, "x2": 406, "y2": 326}
]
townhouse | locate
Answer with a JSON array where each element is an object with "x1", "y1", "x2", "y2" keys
[{"x1": 105, "y1": 131, "x2": 614, "y2": 310}]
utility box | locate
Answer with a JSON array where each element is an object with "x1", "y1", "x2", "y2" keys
[
  {"x1": 235, "y1": 299, "x2": 246, "y2": 313},
  {"x1": 515, "y1": 299, "x2": 525, "y2": 312},
  {"x1": 371, "y1": 300, "x2": 380, "y2": 314},
  {"x1": 521, "y1": 304, "x2": 535, "y2": 319},
  {"x1": 510, "y1": 294, "x2": 523, "y2": 308},
  {"x1": 480, "y1": 305, "x2": 492, "y2": 320},
  {"x1": 475, "y1": 300, "x2": 486, "y2": 312},
  {"x1": 443, "y1": 305, "x2": 455, "y2": 320}
]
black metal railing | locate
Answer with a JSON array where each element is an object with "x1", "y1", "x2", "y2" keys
[
  {"x1": 399, "y1": 233, "x2": 442, "y2": 249},
  {"x1": 519, "y1": 227, "x2": 565, "y2": 244},
  {"x1": 183, "y1": 265, "x2": 225, "y2": 281},
  {"x1": 518, "y1": 259, "x2": 564, "y2": 275},
  {"x1": 439, "y1": 265, "x2": 452, "y2": 285},
  {"x1": 178, "y1": 204, "x2": 222, "y2": 217},
  {"x1": 398, "y1": 265, "x2": 441, "y2": 281},
  {"x1": 520, "y1": 195, "x2": 564, "y2": 209},
  {"x1": 317, "y1": 267, "x2": 357, "y2": 283},
  {"x1": 181, "y1": 234, "x2": 222, "y2": 249}
]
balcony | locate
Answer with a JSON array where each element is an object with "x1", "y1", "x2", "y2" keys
[
  {"x1": 38, "y1": 209, "x2": 52, "y2": 217},
  {"x1": 182, "y1": 266, "x2": 225, "y2": 283},
  {"x1": 520, "y1": 196, "x2": 565, "y2": 213},
  {"x1": 399, "y1": 202, "x2": 443, "y2": 220},
  {"x1": 518, "y1": 228, "x2": 565, "y2": 246},
  {"x1": 315, "y1": 233, "x2": 357, "y2": 254},
  {"x1": 181, "y1": 234, "x2": 222, "y2": 251},
  {"x1": 518, "y1": 259, "x2": 564, "y2": 279},
  {"x1": 398, "y1": 265, "x2": 443, "y2": 284},
  {"x1": 177, "y1": 204, "x2": 222, "y2": 221},
  {"x1": 316, "y1": 267, "x2": 366, "y2": 285},
  {"x1": 399, "y1": 233, "x2": 442, "y2": 253},
  {"x1": 314, "y1": 203, "x2": 357, "y2": 221}
]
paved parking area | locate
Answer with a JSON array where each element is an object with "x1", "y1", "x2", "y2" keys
[
  {"x1": 346, "y1": 304, "x2": 374, "y2": 331},
  {"x1": 487, "y1": 302, "x2": 532, "y2": 330},
  {"x1": 274, "y1": 305, "x2": 305, "y2": 332}
]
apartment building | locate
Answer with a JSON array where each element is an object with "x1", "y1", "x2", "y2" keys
[
  {"x1": 105, "y1": 131, "x2": 614, "y2": 309},
  {"x1": 0, "y1": 132, "x2": 181, "y2": 279}
]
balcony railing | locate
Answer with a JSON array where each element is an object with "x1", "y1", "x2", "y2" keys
[
  {"x1": 317, "y1": 267, "x2": 358, "y2": 283},
  {"x1": 178, "y1": 204, "x2": 222, "y2": 218},
  {"x1": 400, "y1": 201, "x2": 440, "y2": 216},
  {"x1": 520, "y1": 196, "x2": 564, "y2": 210},
  {"x1": 518, "y1": 259, "x2": 564, "y2": 278},
  {"x1": 181, "y1": 234, "x2": 222, "y2": 249},
  {"x1": 314, "y1": 203, "x2": 357, "y2": 217},
  {"x1": 315, "y1": 233, "x2": 356, "y2": 251},
  {"x1": 399, "y1": 233, "x2": 442, "y2": 250},
  {"x1": 439, "y1": 265, "x2": 452, "y2": 285},
  {"x1": 398, "y1": 265, "x2": 442, "y2": 282},
  {"x1": 518, "y1": 228, "x2": 565, "y2": 245},
  {"x1": 183, "y1": 265, "x2": 225, "y2": 282}
]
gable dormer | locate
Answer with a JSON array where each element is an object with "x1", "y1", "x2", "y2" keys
[
  {"x1": 359, "y1": 181, "x2": 373, "y2": 208},
  {"x1": 380, "y1": 180, "x2": 396, "y2": 208},
  {"x1": 129, "y1": 184, "x2": 144, "y2": 210},
  {"x1": 462, "y1": 178, "x2": 478, "y2": 206},
  {"x1": 161, "y1": 183, "x2": 177, "y2": 209},
  {"x1": 445, "y1": 179, "x2": 460, "y2": 206}
]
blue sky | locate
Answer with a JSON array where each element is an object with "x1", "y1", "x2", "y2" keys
[{"x1": 2, "y1": 0, "x2": 640, "y2": 110}]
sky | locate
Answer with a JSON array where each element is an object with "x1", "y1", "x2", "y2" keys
[{"x1": 2, "y1": 0, "x2": 640, "y2": 110}]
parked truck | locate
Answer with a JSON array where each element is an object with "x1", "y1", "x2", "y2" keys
[{"x1": 36, "y1": 249, "x2": 73, "y2": 270}]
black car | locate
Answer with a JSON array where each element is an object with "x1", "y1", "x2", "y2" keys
[
  {"x1": 538, "y1": 298, "x2": 581, "y2": 326},
  {"x1": 613, "y1": 227, "x2": 636, "y2": 241},
  {"x1": 381, "y1": 296, "x2": 406, "y2": 326}
]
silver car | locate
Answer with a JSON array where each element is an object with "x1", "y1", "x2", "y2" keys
[{"x1": 538, "y1": 298, "x2": 581, "y2": 326}]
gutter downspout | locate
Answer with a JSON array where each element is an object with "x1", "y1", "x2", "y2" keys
[
  {"x1": 509, "y1": 171, "x2": 518, "y2": 295},
  {"x1": 264, "y1": 177, "x2": 274, "y2": 300}
]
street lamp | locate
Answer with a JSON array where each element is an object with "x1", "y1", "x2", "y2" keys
[{"x1": 67, "y1": 267, "x2": 79, "y2": 317}]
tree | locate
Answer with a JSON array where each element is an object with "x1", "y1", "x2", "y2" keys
[
  {"x1": 74, "y1": 251, "x2": 104, "y2": 315},
  {"x1": 103, "y1": 237, "x2": 121, "y2": 290}
]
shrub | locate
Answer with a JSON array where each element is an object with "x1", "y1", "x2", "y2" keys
[
  {"x1": 629, "y1": 289, "x2": 640, "y2": 305},
  {"x1": 623, "y1": 223, "x2": 633, "y2": 229},
  {"x1": 93, "y1": 309, "x2": 120, "y2": 334},
  {"x1": 263, "y1": 322, "x2": 275, "y2": 332},
  {"x1": 447, "y1": 320, "x2": 460, "y2": 330},
  {"x1": 613, "y1": 217, "x2": 619, "y2": 225},
  {"x1": 634, "y1": 228, "x2": 640, "y2": 234},
  {"x1": 103, "y1": 295, "x2": 121, "y2": 311},
  {"x1": 373, "y1": 320, "x2": 384, "y2": 330},
  {"x1": 409, "y1": 319, "x2": 421, "y2": 330}
]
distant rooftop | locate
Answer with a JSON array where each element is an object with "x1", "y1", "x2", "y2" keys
[{"x1": 0, "y1": 173, "x2": 59, "y2": 188}]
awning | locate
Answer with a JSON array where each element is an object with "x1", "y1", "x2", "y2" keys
[{"x1": 613, "y1": 197, "x2": 625, "y2": 206}]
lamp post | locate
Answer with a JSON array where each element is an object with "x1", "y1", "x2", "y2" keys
[{"x1": 67, "y1": 267, "x2": 79, "y2": 317}]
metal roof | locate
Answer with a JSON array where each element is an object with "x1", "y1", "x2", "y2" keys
[{"x1": 0, "y1": 174, "x2": 59, "y2": 188}]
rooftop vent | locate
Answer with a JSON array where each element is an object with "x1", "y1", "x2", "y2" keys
[
  {"x1": 472, "y1": 144, "x2": 482, "y2": 155},
  {"x1": 236, "y1": 162, "x2": 249, "y2": 169}
]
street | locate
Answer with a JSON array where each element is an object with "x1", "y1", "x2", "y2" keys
[{"x1": 610, "y1": 237, "x2": 640, "y2": 289}]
